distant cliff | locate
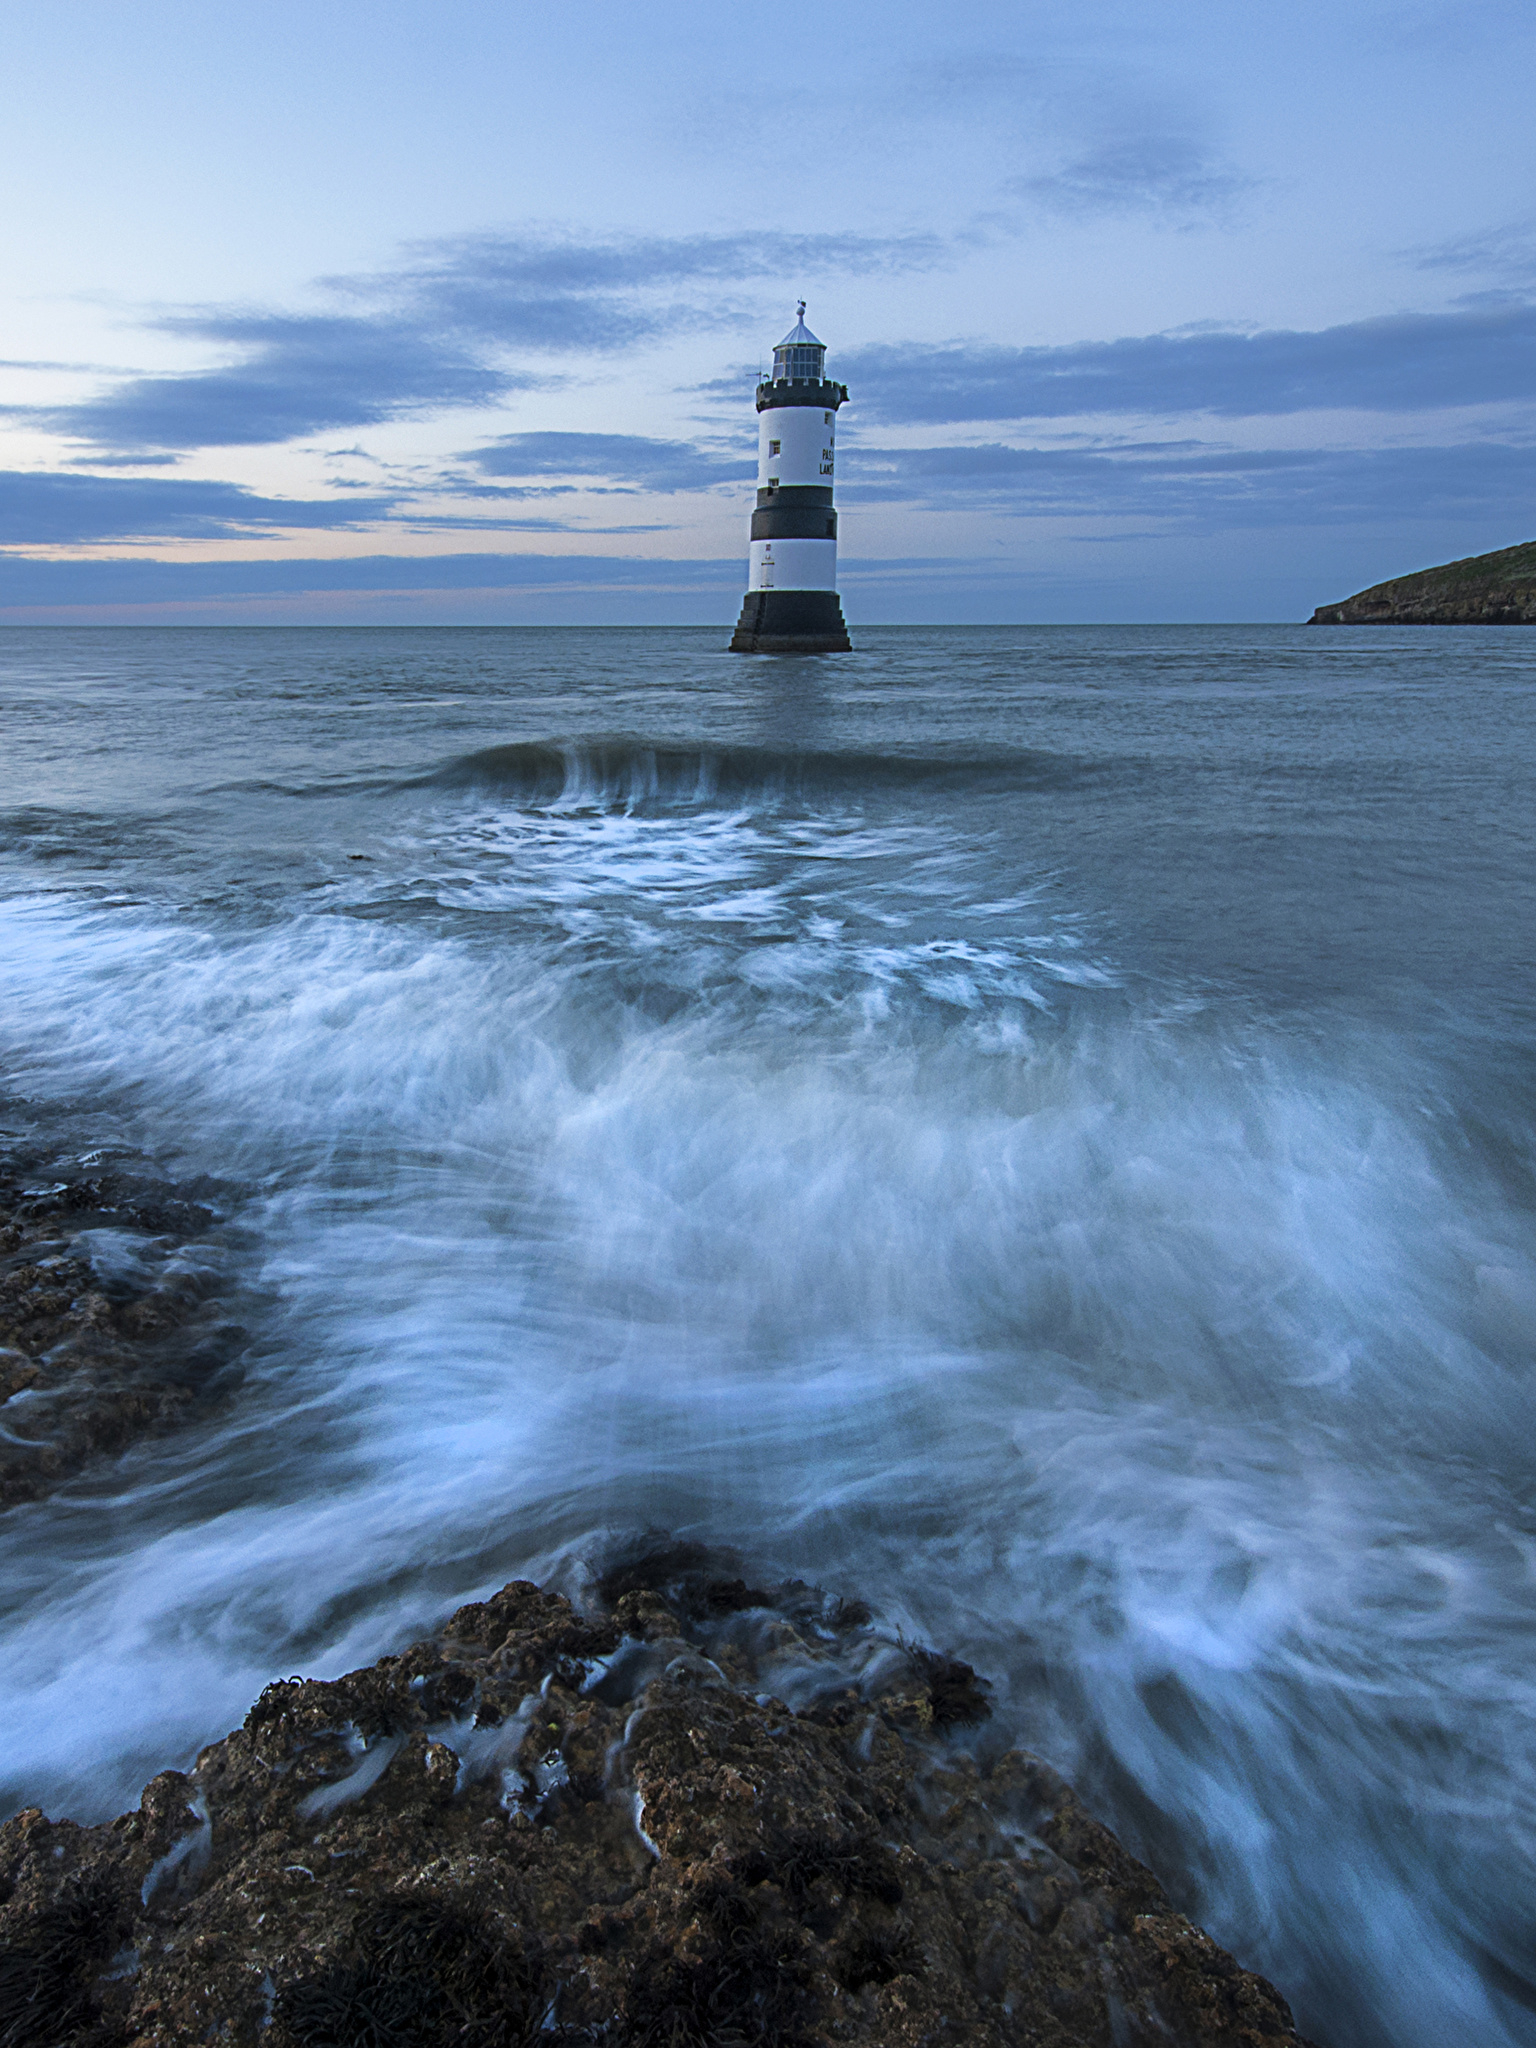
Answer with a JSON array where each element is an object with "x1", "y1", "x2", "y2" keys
[{"x1": 1310, "y1": 540, "x2": 1536, "y2": 623}]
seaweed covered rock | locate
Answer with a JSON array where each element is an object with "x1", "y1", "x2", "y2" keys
[{"x1": 0, "y1": 1555, "x2": 1318, "y2": 2047}]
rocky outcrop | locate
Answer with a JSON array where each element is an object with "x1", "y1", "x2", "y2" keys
[
  {"x1": 1309, "y1": 539, "x2": 1536, "y2": 622},
  {"x1": 0, "y1": 1163, "x2": 241, "y2": 1509},
  {"x1": 0, "y1": 1550, "x2": 1319, "y2": 2047}
]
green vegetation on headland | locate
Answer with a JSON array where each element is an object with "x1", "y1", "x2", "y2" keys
[{"x1": 1310, "y1": 539, "x2": 1536, "y2": 622}]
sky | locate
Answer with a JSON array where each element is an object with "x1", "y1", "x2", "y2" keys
[{"x1": 2, "y1": 0, "x2": 1534, "y2": 624}]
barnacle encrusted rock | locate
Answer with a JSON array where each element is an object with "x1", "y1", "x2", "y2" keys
[{"x1": 0, "y1": 1552, "x2": 1318, "y2": 2046}]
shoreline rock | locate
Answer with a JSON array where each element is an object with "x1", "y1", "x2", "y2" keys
[
  {"x1": 0, "y1": 1549, "x2": 1320, "y2": 2046},
  {"x1": 0, "y1": 1159, "x2": 243, "y2": 1511},
  {"x1": 1309, "y1": 538, "x2": 1536, "y2": 623}
]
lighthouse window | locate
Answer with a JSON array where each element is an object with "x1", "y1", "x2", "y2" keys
[
  {"x1": 768, "y1": 439, "x2": 780, "y2": 455},
  {"x1": 824, "y1": 412, "x2": 833, "y2": 425}
]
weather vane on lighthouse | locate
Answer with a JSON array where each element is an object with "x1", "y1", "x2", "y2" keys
[{"x1": 729, "y1": 304, "x2": 852, "y2": 653}]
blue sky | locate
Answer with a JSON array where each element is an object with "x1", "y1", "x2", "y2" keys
[{"x1": 3, "y1": 0, "x2": 1533, "y2": 622}]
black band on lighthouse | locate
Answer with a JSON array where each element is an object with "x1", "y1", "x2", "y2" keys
[
  {"x1": 730, "y1": 590, "x2": 851, "y2": 652},
  {"x1": 751, "y1": 506, "x2": 838, "y2": 541},
  {"x1": 755, "y1": 379, "x2": 849, "y2": 414},
  {"x1": 755, "y1": 485, "x2": 833, "y2": 510}
]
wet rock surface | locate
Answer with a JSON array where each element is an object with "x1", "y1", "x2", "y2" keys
[
  {"x1": 0, "y1": 1550, "x2": 1318, "y2": 2046},
  {"x1": 0, "y1": 1159, "x2": 243, "y2": 1510}
]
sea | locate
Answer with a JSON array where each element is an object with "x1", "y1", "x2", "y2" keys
[{"x1": 0, "y1": 623, "x2": 1533, "y2": 2047}]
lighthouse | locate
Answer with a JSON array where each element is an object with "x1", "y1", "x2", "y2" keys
[{"x1": 729, "y1": 304, "x2": 852, "y2": 653}]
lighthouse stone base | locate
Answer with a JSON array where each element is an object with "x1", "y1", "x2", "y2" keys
[{"x1": 729, "y1": 588, "x2": 852, "y2": 654}]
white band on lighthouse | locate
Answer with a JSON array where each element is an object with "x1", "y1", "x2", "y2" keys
[
  {"x1": 748, "y1": 538, "x2": 837, "y2": 591},
  {"x1": 758, "y1": 406, "x2": 834, "y2": 492}
]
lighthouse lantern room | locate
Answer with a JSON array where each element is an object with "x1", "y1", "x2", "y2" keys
[{"x1": 729, "y1": 304, "x2": 852, "y2": 653}]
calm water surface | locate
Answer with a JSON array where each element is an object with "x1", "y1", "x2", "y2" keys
[{"x1": 1, "y1": 624, "x2": 1533, "y2": 2048}]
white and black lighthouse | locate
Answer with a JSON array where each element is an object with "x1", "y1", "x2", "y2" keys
[{"x1": 729, "y1": 304, "x2": 852, "y2": 653}]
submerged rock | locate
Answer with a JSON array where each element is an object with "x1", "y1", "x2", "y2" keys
[
  {"x1": 0, "y1": 1161, "x2": 242, "y2": 1510},
  {"x1": 0, "y1": 1554, "x2": 1318, "y2": 2046}
]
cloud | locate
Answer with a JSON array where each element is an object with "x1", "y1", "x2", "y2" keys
[
  {"x1": 379, "y1": 227, "x2": 946, "y2": 324},
  {"x1": 890, "y1": 46, "x2": 1251, "y2": 223},
  {"x1": 1017, "y1": 134, "x2": 1249, "y2": 217},
  {"x1": 0, "y1": 551, "x2": 745, "y2": 608},
  {"x1": 843, "y1": 435, "x2": 1536, "y2": 528},
  {"x1": 65, "y1": 452, "x2": 182, "y2": 468},
  {"x1": 29, "y1": 228, "x2": 949, "y2": 456},
  {"x1": 0, "y1": 463, "x2": 689, "y2": 544},
  {"x1": 0, "y1": 356, "x2": 140, "y2": 374},
  {"x1": 0, "y1": 470, "x2": 394, "y2": 545},
  {"x1": 41, "y1": 315, "x2": 523, "y2": 454},
  {"x1": 7, "y1": 432, "x2": 1526, "y2": 570},
  {"x1": 840, "y1": 300, "x2": 1536, "y2": 424},
  {"x1": 463, "y1": 431, "x2": 754, "y2": 493},
  {"x1": 401, "y1": 515, "x2": 675, "y2": 534},
  {"x1": 1413, "y1": 219, "x2": 1536, "y2": 287}
]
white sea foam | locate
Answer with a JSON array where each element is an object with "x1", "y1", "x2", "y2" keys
[
  {"x1": 299, "y1": 1732, "x2": 406, "y2": 1819},
  {"x1": 0, "y1": 762, "x2": 1532, "y2": 2048}
]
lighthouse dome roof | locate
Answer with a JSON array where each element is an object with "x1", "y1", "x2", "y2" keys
[{"x1": 777, "y1": 307, "x2": 823, "y2": 348}]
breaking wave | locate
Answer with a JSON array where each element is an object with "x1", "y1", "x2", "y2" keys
[{"x1": 414, "y1": 737, "x2": 1105, "y2": 805}]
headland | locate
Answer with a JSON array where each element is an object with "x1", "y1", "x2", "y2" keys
[{"x1": 1310, "y1": 539, "x2": 1536, "y2": 622}]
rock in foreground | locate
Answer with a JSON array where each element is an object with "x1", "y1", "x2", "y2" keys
[
  {"x1": 1309, "y1": 538, "x2": 1536, "y2": 622},
  {"x1": 0, "y1": 1553, "x2": 1317, "y2": 2046},
  {"x1": 0, "y1": 1162, "x2": 240, "y2": 1511}
]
